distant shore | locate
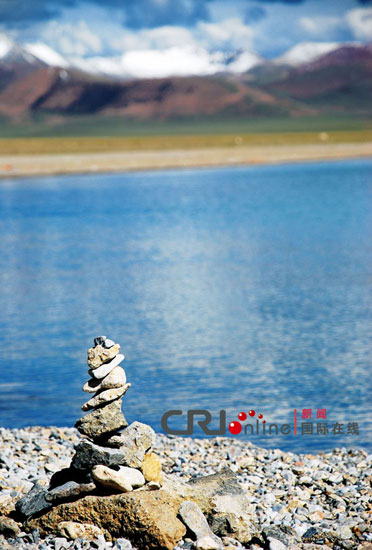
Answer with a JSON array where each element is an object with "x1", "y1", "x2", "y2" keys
[{"x1": 1, "y1": 141, "x2": 372, "y2": 178}]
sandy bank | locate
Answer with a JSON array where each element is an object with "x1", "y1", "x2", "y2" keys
[{"x1": 1, "y1": 142, "x2": 371, "y2": 178}]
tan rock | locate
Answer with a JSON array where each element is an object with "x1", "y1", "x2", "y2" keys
[
  {"x1": 87, "y1": 344, "x2": 120, "y2": 369},
  {"x1": 57, "y1": 521, "x2": 103, "y2": 540},
  {"x1": 82, "y1": 384, "x2": 131, "y2": 411},
  {"x1": 83, "y1": 366, "x2": 127, "y2": 393},
  {"x1": 92, "y1": 465, "x2": 145, "y2": 492},
  {"x1": 141, "y1": 453, "x2": 162, "y2": 484},
  {"x1": 105, "y1": 421, "x2": 155, "y2": 468},
  {"x1": 28, "y1": 490, "x2": 186, "y2": 550}
]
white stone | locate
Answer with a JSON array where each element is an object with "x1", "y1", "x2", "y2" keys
[
  {"x1": 196, "y1": 536, "x2": 221, "y2": 550},
  {"x1": 83, "y1": 366, "x2": 127, "y2": 393},
  {"x1": 82, "y1": 384, "x2": 131, "y2": 411},
  {"x1": 91, "y1": 465, "x2": 145, "y2": 492},
  {"x1": 268, "y1": 538, "x2": 287, "y2": 550},
  {"x1": 89, "y1": 354, "x2": 125, "y2": 379}
]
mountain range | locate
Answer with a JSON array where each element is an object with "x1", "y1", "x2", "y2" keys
[{"x1": 0, "y1": 36, "x2": 371, "y2": 122}]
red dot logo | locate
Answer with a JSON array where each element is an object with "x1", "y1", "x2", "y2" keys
[
  {"x1": 258, "y1": 414, "x2": 263, "y2": 419},
  {"x1": 238, "y1": 412, "x2": 247, "y2": 421},
  {"x1": 249, "y1": 410, "x2": 255, "y2": 417},
  {"x1": 228, "y1": 421, "x2": 242, "y2": 435}
]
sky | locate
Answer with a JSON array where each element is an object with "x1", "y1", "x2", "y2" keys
[{"x1": 0, "y1": 0, "x2": 371, "y2": 77}]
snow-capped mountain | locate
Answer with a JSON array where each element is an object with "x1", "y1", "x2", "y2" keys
[
  {"x1": 274, "y1": 42, "x2": 341, "y2": 66},
  {"x1": 0, "y1": 34, "x2": 262, "y2": 79}
]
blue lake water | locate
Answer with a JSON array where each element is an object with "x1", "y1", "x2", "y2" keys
[{"x1": 0, "y1": 159, "x2": 371, "y2": 453}]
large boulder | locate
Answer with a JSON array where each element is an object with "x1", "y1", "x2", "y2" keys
[{"x1": 27, "y1": 489, "x2": 185, "y2": 550}]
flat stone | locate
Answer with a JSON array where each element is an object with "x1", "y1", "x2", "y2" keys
[
  {"x1": 83, "y1": 366, "x2": 127, "y2": 394},
  {"x1": 92, "y1": 465, "x2": 145, "y2": 492},
  {"x1": 71, "y1": 439, "x2": 127, "y2": 471},
  {"x1": 28, "y1": 489, "x2": 186, "y2": 550},
  {"x1": 15, "y1": 482, "x2": 52, "y2": 519},
  {"x1": 75, "y1": 399, "x2": 127, "y2": 441},
  {"x1": 141, "y1": 453, "x2": 162, "y2": 484},
  {"x1": 57, "y1": 521, "x2": 103, "y2": 540},
  {"x1": 88, "y1": 344, "x2": 120, "y2": 369},
  {"x1": 105, "y1": 421, "x2": 155, "y2": 468},
  {"x1": 47, "y1": 481, "x2": 96, "y2": 503},
  {"x1": 82, "y1": 384, "x2": 131, "y2": 411},
  {"x1": 89, "y1": 354, "x2": 125, "y2": 379},
  {"x1": 179, "y1": 501, "x2": 222, "y2": 548}
]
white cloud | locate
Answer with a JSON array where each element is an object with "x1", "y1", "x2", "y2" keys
[
  {"x1": 41, "y1": 20, "x2": 102, "y2": 56},
  {"x1": 346, "y1": 7, "x2": 372, "y2": 41},
  {"x1": 196, "y1": 18, "x2": 255, "y2": 51},
  {"x1": 300, "y1": 15, "x2": 343, "y2": 37},
  {"x1": 110, "y1": 25, "x2": 195, "y2": 52},
  {"x1": 119, "y1": 46, "x2": 219, "y2": 78}
]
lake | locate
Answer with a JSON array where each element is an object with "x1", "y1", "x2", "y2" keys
[{"x1": 0, "y1": 159, "x2": 371, "y2": 453}]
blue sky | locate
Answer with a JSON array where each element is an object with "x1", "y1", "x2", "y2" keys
[{"x1": 0, "y1": 0, "x2": 371, "y2": 68}]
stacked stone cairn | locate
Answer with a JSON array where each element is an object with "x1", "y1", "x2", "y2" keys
[
  {"x1": 16, "y1": 336, "x2": 162, "y2": 520},
  {"x1": 73, "y1": 335, "x2": 161, "y2": 493}
]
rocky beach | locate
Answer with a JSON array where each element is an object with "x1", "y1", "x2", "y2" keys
[
  {"x1": 0, "y1": 337, "x2": 370, "y2": 550},
  {"x1": 0, "y1": 426, "x2": 370, "y2": 550}
]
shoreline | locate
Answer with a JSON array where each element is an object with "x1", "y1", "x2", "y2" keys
[
  {"x1": 0, "y1": 141, "x2": 371, "y2": 178},
  {"x1": 0, "y1": 426, "x2": 370, "y2": 549}
]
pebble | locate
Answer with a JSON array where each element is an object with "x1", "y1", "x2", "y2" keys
[{"x1": 0, "y1": 427, "x2": 370, "y2": 550}]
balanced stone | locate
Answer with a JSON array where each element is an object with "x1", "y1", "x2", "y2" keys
[
  {"x1": 141, "y1": 453, "x2": 162, "y2": 484},
  {"x1": 81, "y1": 384, "x2": 131, "y2": 411},
  {"x1": 92, "y1": 465, "x2": 145, "y2": 492},
  {"x1": 75, "y1": 399, "x2": 127, "y2": 440},
  {"x1": 89, "y1": 353, "x2": 125, "y2": 379},
  {"x1": 87, "y1": 343, "x2": 120, "y2": 369},
  {"x1": 71, "y1": 439, "x2": 127, "y2": 471},
  {"x1": 83, "y1": 366, "x2": 127, "y2": 393},
  {"x1": 105, "y1": 421, "x2": 155, "y2": 468}
]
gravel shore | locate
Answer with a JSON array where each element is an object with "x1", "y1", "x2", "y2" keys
[{"x1": 0, "y1": 427, "x2": 370, "y2": 550}]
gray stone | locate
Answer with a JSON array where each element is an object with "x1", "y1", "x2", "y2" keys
[
  {"x1": 89, "y1": 354, "x2": 125, "y2": 379},
  {"x1": 47, "y1": 481, "x2": 96, "y2": 502},
  {"x1": 105, "y1": 421, "x2": 155, "y2": 468},
  {"x1": 75, "y1": 399, "x2": 127, "y2": 441},
  {"x1": 179, "y1": 501, "x2": 222, "y2": 548},
  {"x1": 15, "y1": 482, "x2": 52, "y2": 519},
  {"x1": 71, "y1": 439, "x2": 127, "y2": 471},
  {"x1": 162, "y1": 468, "x2": 259, "y2": 545},
  {"x1": 82, "y1": 384, "x2": 131, "y2": 411},
  {"x1": 92, "y1": 465, "x2": 145, "y2": 492}
]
